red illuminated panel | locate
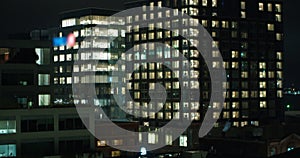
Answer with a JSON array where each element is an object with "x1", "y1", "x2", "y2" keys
[{"x1": 67, "y1": 33, "x2": 76, "y2": 47}]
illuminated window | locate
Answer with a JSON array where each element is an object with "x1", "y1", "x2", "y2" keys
[
  {"x1": 134, "y1": 15, "x2": 139, "y2": 22},
  {"x1": 179, "y1": 135, "x2": 187, "y2": 147},
  {"x1": 148, "y1": 133, "x2": 158, "y2": 144},
  {"x1": 59, "y1": 66, "x2": 64, "y2": 73},
  {"x1": 277, "y1": 90, "x2": 283, "y2": 98},
  {"x1": 277, "y1": 71, "x2": 283, "y2": 79},
  {"x1": 53, "y1": 55, "x2": 58, "y2": 62},
  {"x1": 73, "y1": 76, "x2": 79, "y2": 84},
  {"x1": 210, "y1": 103, "x2": 219, "y2": 109},
  {"x1": 165, "y1": 112, "x2": 171, "y2": 120},
  {"x1": 241, "y1": 1, "x2": 246, "y2": 10},
  {"x1": 166, "y1": 134, "x2": 172, "y2": 145},
  {"x1": 59, "y1": 54, "x2": 65, "y2": 62},
  {"x1": 147, "y1": 112, "x2": 154, "y2": 119},
  {"x1": 202, "y1": 0, "x2": 207, "y2": 6},
  {"x1": 223, "y1": 112, "x2": 229, "y2": 118},
  {"x1": 201, "y1": 20, "x2": 208, "y2": 27},
  {"x1": 112, "y1": 139, "x2": 123, "y2": 146},
  {"x1": 38, "y1": 74, "x2": 50, "y2": 86},
  {"x1": 183, "y1": 113, "x2": 189, "y2": 119},
  {"x1": 232, "y1": 111, "x2": 239, "y2": 118},
  {"x1": 62, "y1": 18, "x2": 76, "y2": 27},
  {"x1": 259, "y1": 3, "x2": 264, "y2": 11},
  {"x1": 213, "y1": 112, "x2": 219, "y2": 119},
  {"x1": 66, "y1": 77, "x2": 72, "y2": 84},
  {"x1": 259, "y1": 62, "x2": 266, "y2": 69},
  {"x1": 259, "y1": 91, "x2": 267, "y2": 98},
  {"x1": 259, "y1": 82, "x2": 266, "y2": 89},
  {"x1": 287, "y1": 147, "x2": 294, "y2": 152},
  {"x1": 276, "y1": 14, "x2": 282, "y2": 22},
  {"x1": 134, "y1": 92, "x2": 140, "y2": 99},
  {"x1": 223, "y1": 82, "x2": 230, "y2": 89},
  {"x1": 73, "y1": 65, "x2": 79, "y2": 72},
  {"x1": 111, "y1": 151, "x2": 121, "y2": 157},
  {"x1": 212, "y1": 31, "x2": 217, "y2": 37},
  {"x1": 126, "y1": 16, "x2": 132, "y2": 24},
  {"x1": 38, "y1": 94, "x2": 50, "y2": 106},
  {"x1": 166, "y1": 10, "x2": 171, "y2": 17},
  {"x1": 150, "y1": 2, "x2": 154, "y2": 10},
  {"x1": 134, "y1": 83, "x2": 139, "y2": 90},
  {"x1": 174, "y1": 9, "x2": 179, "y2": 16},
  {"x1": 222, "y1": 21, "x2": 229, "y2": 28},
  {"x1": 141, "y1": 33, "x2": 147, "y2": 40},
  {"x1": 0, "y1": 144, "x2": 16, "y2": 157},
  {"x1": 73, "y1": 42, "x2": 79, "y2": 49},
  {"x1": 97, "y1": 140, "x2": 106, "y2": 147},
  {"x1": 146, "y1": 13, "x2": 153, "y2": 20},
  {"x1": 268, "y1": 3, "x2": 272, "y2": 12},
  {"x1": 212, "y1": 0, "x2": 217, "y2": 7},
  {"x1": 157, "y1": 72, "x2": 163, "y2": 79},
  {"x1": 173, "y1": 82, "x2": 180, "y2": 89},
  {"x1": 212, "y1": 61, "x2": 220, "y2": 68},
  {"x1": 259, "y1": 71, "x2": 266, "y2": 78},
  {"x1": 241, "y1": 71, "x2": 248, "y2": 78},
  {"x1": 142, "y1": 5, "x2": 147, "y2": 11},
  {"x1": 241, "y1": 91, "x2": 249, "y2": 98},
  {"x1": 157, "y1": 112, "x2": 163, "y2": 119},
  {"x1": 241, "y1": 11, "x2": 246, "y2": 18},
  {"x1": 165, "y1": 82, "x2": 171, "y2": 90},
  {"x1": 0, "y1": 120, "x2": 16, "y2": 134},
  {"x1": 143, "y1": 14, "x2": 147, "y2": 20},
  {"x1": 232, "y1": 21, "x2": 238, "y2": 29},
  {"x1": 190, "y1": 8, "x2": 199, "y2": 16},
  {"x1": 275, "y1": 4, "x2": 281, "y2": 12},
  {"x1": 232, "y1": 91, "x2": 239, "y2": 98},
  {"x1": 66, "y1": 54, "x2": 72, "y2": 61},
  {"x1": 231, "y1": 51, "x2": 239, "y2": 58},
  {"x1": 267, "y1": 24, "x2": 274, "y2": 31},
  {"x1": 165, "y1": 30, "x2": 171, "y2": 38},
  {"x1": 212, "y1": 41, "x2": 219, "y2": 48},
  {"x1": 276, "y1": 62, "x2": 282, "y2": 69},
  {"x1": 260, "y1": 101, "x2": 267, "y2": 108},
  {"x1": 54, "y1": 77, "x2": 58, "y2": 84},
  {"x1": 223, "y1": 92, "x2": 229, "y2": 99},
  {"x1": 232, "y1": 102, "x2": 239, "y2": 109},
  {"x1": 173, "y1": 102, "x2": 180, "y2": 110},
  {"x1": 232, "y1": 62, "x2": 239, "y2": 69},
  {"x1": 158, "y1": 1, "x2": 162, "y2": 8},
  {"x1": 212, "y1": 50, "x2": 219, "y2": 57},
  {"x1": 223, "y1": 102, "x2": 229, "y2": 109},
  {"x1": 190, "y1": 0, "x2": 198, "y2": 5},
  {"x1": 212, "y1": 20, "x2": 219, "y2": 28},
  {"x1": 276, "y1": 33, "x2": 283, "y2": 41},
  {"x1": 233, "y1": 122, "x2": 239, "y2": 127}
]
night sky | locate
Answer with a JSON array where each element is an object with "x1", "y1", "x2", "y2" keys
[{"x1": 0, "y1": 0, "x2": 299, "y2": 87}]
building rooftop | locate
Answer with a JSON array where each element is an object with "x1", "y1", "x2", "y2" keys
[{"x1": 59, "y1": 7, "x2": 121, "y2": 20}]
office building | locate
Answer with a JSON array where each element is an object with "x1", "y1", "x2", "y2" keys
[
  {"x1": 51, "y1": 8, "x2": 127, "y2": 119},
  {"x1": 124, "y1": 0, "x2": 284, "y2": 129}
]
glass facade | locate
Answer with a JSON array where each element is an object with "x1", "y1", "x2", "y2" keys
[{"x1": 52, "y1": 9, "x2": 127, "y2": 119}]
